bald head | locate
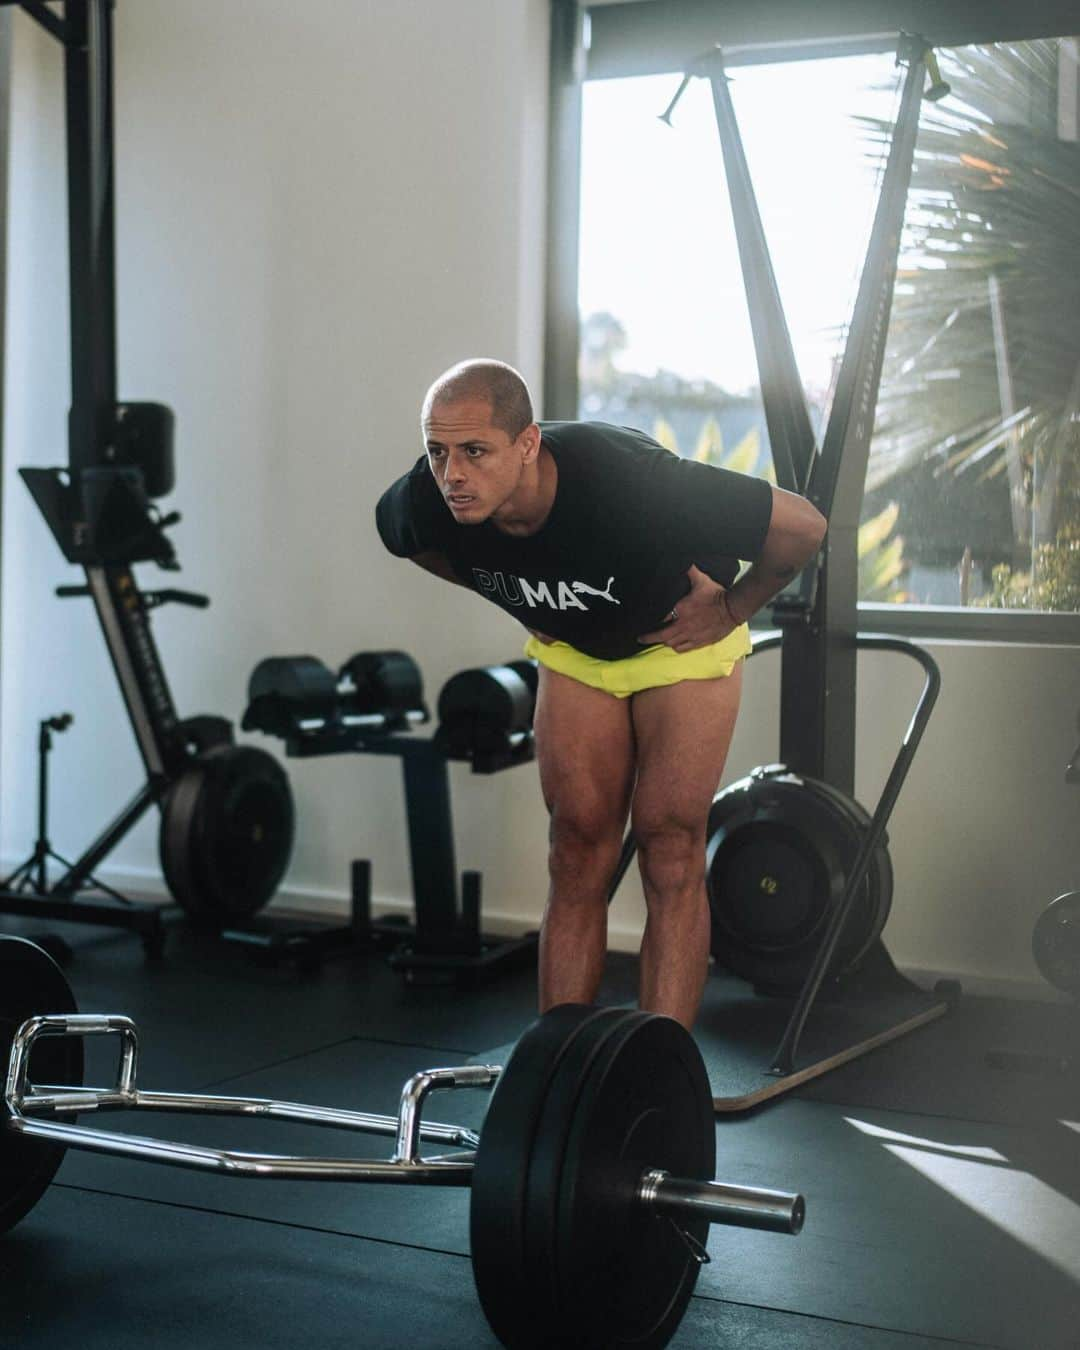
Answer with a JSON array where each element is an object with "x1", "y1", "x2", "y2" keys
[{"x1": 421, "y1": 359, "x2": 534, "y2": 440}]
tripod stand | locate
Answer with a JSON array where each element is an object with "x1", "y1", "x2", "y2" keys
[{"x1": 2, "y1": 713, "x2": 130, "y2": 906}]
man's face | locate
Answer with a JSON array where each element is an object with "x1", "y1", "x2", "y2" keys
[{"x1": 423, "y1": 397, "x2": 532, "y2": 524}]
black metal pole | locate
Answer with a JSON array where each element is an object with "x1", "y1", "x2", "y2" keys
[
  {"x1": 778, "y1": 41, "x2": 928, "y2": 793},
  {"x1": 543, "y1": 0, "x2": 585, "y2": 419},
  {"x1": 63, "y1": 0, "x2": 117, "y2": 474},
  {"x1": 769, "y1": 637, "x2": 941, "y2": 1076},
  {"x1": 807, "y1": 40, "x2": 928, "y2": 525},
  {"x1": 401, "y1": 746, "x2": 462, "y2": 953},
  {"x1": 35, "y1": 722, "x2": 51, "y2": 891},
  {"x1": 606, "y1": 831, "x2": 638, "y2": 905}
]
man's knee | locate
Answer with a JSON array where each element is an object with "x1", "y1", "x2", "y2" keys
[
  {"x1": 632, "y1": 814, "x2": 706, "y2": 898},
  {"x1": 548, "y1": 808, "x2": 624, "y2": 886}
]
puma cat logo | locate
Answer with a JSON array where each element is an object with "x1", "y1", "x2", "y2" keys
[{"x1": 571, "y1": 577, "x2": 620, "y2": 606}]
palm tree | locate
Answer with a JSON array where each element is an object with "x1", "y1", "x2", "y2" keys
[{"x1": 866, "y1": 38, "x2": 1080, "y2": 609}]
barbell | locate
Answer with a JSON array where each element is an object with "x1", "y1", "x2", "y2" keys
[{"x1": 1, "y1": 937, "x2": 804, "y2": 1348}]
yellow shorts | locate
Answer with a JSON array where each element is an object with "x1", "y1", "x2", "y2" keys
[{"x1": 523, "y1": 624, "x2": 752, "y2": 699}]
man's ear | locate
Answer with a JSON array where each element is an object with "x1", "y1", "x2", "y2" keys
[{"x1": 519, "y1": 422, "x2": 542, "y2": 464}]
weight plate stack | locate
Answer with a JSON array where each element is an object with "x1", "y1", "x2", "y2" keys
[
  {"x1": 471, "y1": 1004, "x2": 617, "y2": 1345},
  {"x1": 0, "y1": 937, "x2": 83, "y2": 1234},
  {"x1": 160, "y1": 744, "x2": 295, "y2": 923},
  {"x1": 472, "y1": 1006, "x2": 715, "y2": 1350},
  {"x1": 706, "y1": 766, "x2": 893, "y2": 990}
]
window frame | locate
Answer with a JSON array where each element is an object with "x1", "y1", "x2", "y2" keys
[{"x1": 546, "y1": 2, "x2": 1080, "y2": 646}]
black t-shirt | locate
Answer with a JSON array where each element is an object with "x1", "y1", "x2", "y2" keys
[{"x1": 375, "y1": 421, "x2": 773, "y2": 661}]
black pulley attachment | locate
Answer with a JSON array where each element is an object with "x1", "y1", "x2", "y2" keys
[
  {"x1": 160, "y1": 745, "x2": 295, "y2": 922},
  {"x1": 1033, "y1": 892, "x2": 1080, "y2": 995},
  {"x1": 436, "y1": 660, "x2": 538, "y2": 760},
  {"x1": 0, "y1": 938, "x2": 83, "y2": 1234},
  {"x1": 706, "y1": 765, "x2": 893, "y2": 989},
  {"x1": 471, "y1": 1005, "x2": 716, "y2": 1350}
]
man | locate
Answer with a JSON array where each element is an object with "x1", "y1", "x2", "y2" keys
[{"x1": 376, "y1": 359, "x2": 826, "y2": 1030}]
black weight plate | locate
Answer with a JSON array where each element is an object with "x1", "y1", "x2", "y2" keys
[
  {"x1": 522, "y1": 1009, "x2": 649, "y2": 1347},
  {"x1": 470, "y1": 1005, "x2": 625, "y2": 1349},
  {"x1": 1033, "y1": 891, "x2": 1080, "y2": 994},
  {"x1": 556, "y1": 1013, "x2": 716, "y2": 1348},
  {"x1": 160, "y1": 745, "x2": 294, "y2": 922},
  {"x1": 0, "y1": 937, "x2": 83, "y2": 1234}
]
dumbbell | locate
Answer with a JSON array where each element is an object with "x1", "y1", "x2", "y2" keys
[
  {"x1": 242, "y1": 650, "x2": 427, "y2": 738},
  {"x1": 436, "y1": 659, "x2": 538, "y2": 760},
  {"x1": 338, "y1": 649, "x2": 427, "y2": 727},
  {"x1": 242, "y1": 655, "x2": 340, "y2": 736}
]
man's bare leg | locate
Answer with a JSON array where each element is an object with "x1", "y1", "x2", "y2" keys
[
  {"x1": 533, "y1": 666, "x2": 636, "y2": 1012},
  {"x1": 630, "y1": 665, "x2": 743, "y2": 1029}
]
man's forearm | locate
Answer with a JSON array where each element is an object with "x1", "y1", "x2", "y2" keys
[
  {"x1": 723, "y1": 496, "x2": 827, "y2": 624},
  {"x1": 408, "y1": 549, "x2": 471, "y2": 588},
  {"x1": 723, "y1": 556, "x2": 811, "y2": 624}
]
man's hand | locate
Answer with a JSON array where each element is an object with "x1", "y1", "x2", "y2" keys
[{"x1": 637, "y1": 565, "x2": 743, "y2": 653}]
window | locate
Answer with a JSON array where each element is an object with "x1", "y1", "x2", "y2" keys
[{"x1": 570, "y1": 36, "x2": 1080, "y2": 636}]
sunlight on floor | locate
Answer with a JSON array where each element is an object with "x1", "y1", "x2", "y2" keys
[{"x1": 845, "y1": 1117, "x2": 1080, "y2": 1283}]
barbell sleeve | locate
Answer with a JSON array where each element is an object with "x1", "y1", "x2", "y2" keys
[{"x1": 638, "y1": 1169, "x2": 805, "y2": 1235}]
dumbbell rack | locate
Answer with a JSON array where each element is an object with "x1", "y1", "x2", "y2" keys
[{"x1": 284, "y1": 724, "x2": 540, "y2": 984}]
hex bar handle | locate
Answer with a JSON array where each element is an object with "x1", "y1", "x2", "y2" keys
[{"x1": 6, "y1": 1013, "x2": 491, "y2": 1163}]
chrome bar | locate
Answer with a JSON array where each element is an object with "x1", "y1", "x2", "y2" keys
[
  {"x1": 638, "y1": 1170, "x2": 805, "y2": 1235},
  {"x1": 296, "y1": 709, "x2": 427, "y2": 733},
  {"x1": 394, "y1": 1066, "x2": 501, "y2": 1163},
  {"x1": 21, "y1": 1087, "x2": 483, "y2": 1150},
  {"x1": 6, "y1": 1013, "x2": 496, "y2": 1184},
  {"x1": 6, "y1": 1014, "x2": 138, "y2": 1112},
  {"x1": 6, "y1": 1115, "x2": 474, "y2": 1184}
]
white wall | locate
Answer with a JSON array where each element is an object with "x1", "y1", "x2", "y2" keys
[
  {"x1": 2, "y1": 0, "x2": 552, "y2": 895},
  {"x1": 2, "y1": 1, "x2": 1077, "y2": 998}
]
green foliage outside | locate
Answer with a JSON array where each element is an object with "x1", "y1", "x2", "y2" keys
[
  {"x1": 866, "y1": 39, "x2": 1080, "y2": 611},
  {"x1": 977, "y1": 453, "x2": 1080, "y2": 608}
]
